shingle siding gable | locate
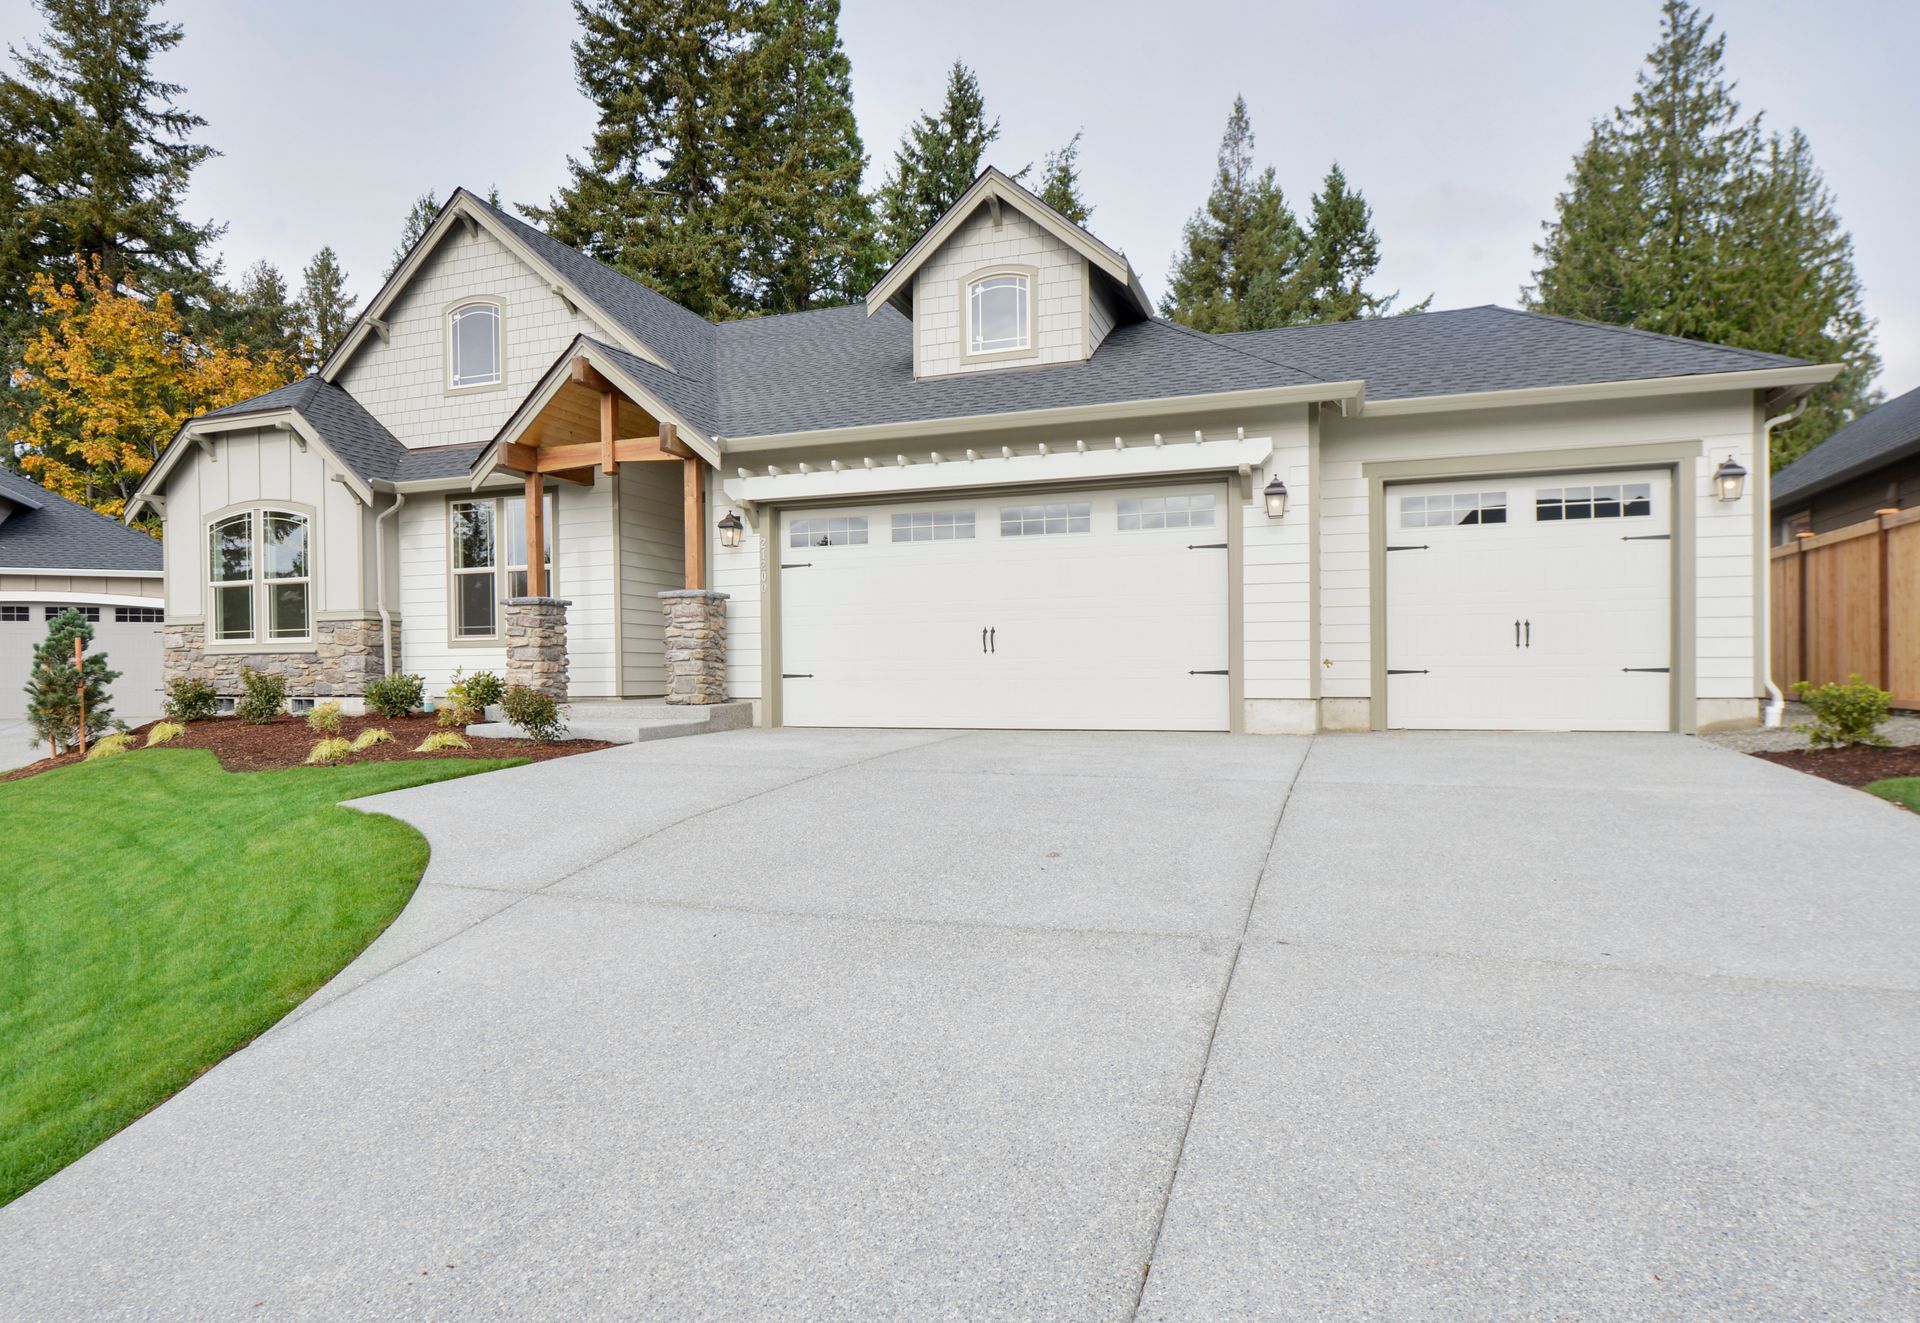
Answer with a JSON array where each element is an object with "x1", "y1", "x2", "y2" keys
[{"x1": 911, "y1": 205, "x2": 1094, "y2": 378}]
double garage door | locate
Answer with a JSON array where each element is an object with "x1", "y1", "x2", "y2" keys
[
  {"x1": 1385, "y1": 468, "x2": 1674, "y2": 731},
  {"x1": 780, "y1": 482, "x2": 1231, "y2": 730},
  {"x1": 2, "y1": 603, "x2": 167, "y2": 722}
]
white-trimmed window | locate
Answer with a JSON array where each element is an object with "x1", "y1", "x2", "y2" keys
[
  {"x1": 449, "y1": 301, "x2": 502, "y2": 389},
  {"x1": 1000, "y1": 502, "x2": 1090, "y2": 537},
  {"x1": 1400, "y1": 492, "x2": 1507, "y2": 529},
  {"x1": 891, "y1": 510, "x2": 975, "y2": 543},
  {"x1": 1118, "y1": 493, "x2": 1215, "y2": 531},
  {"x1": 209, "y1": 509, "x2": 311, "y2": 643},
  {"x1": 451, "y1": 494, "x2": 553, "y2": 639},
  {"x1": 968, "y1": 273, "x2": 1030, "y2": 355},
  {"x1": 1535, "y1": 483, "x2": 1651, "y2": 522},
  {"x1": 790, "y1": 516, "x2": 868, "y2": 549}
]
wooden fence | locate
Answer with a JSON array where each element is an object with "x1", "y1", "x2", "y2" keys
[{"x1": 1771, "y1": 506, "x2": 1920, "y2": 709}]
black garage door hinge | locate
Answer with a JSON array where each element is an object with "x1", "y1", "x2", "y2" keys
[
  {"x1": 1187, "y1": 542, "x2": 1228, "y2": 550},
  {"x1": 1385, "y1": 544, "x2": 1429, "y2": 552},
  {"x1": 1620, "y1": 534, "x2": 1671, "y2": 542},
  {"x1": 1387, "y1": 668, "x2": 1430, "y2": 675},
  {"x1": 780, "y1": 561, "x2": 813, "y2": 569},
  {"x1": 1188, "y1": 669, "x2": 1229, "y2": 675},
  {"x1": 782, "y1": 672, "x2": 813, "y2": 679},
  {"x1": 1621, "y1": 666, "x2": 1670, "y2": 673}
]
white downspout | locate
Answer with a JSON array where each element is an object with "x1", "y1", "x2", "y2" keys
[
  {"x1": 1759, "y1": 398, "x2": 1809, "y2": 727},
  {"x1": 374, "y1": 490, "x2": 406, "y2": 677}
]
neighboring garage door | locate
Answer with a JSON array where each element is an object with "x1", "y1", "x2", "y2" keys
[
  {"x1": 1, "y1": 603, "x2": 167, "y2": 722},
  {"x1": 780, "y1": 481, "x2": 1231, "y2": 730},
  {"x1": 1384, "y1": 468, "x2": 1672, "y2": 731}
]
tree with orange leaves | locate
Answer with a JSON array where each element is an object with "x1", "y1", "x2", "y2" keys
[{"x1": 7, "y1": 258, "x2": 296, "y2": 527}]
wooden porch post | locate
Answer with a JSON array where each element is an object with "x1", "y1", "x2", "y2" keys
[
  {"x1": 670, "y1": 422, "x2": 705, "y2": 590},
  {"x1": 525, "y1": 469, "x2": 547, "y2": 596}
]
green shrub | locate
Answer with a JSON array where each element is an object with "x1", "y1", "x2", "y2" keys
[
  {"x1": 145, "y1": 721, "x2": 186, "y2": 747},
  {"x1": 162, "y1": 676, "x2": 219, "y2": 723},
  {"x1": 363, "y1": 672, "x2": 425, "y2": 719},
  {"x1": 437, "y1": 700, "x2": 476, "y2": 730},
  {"x1": 500, "y1": 685, "x2": 567, "y2": 742},
  {"x1": 1792, "y1": 675, "x2": 1892, "y2": 748},
  {"x1": 451, "y1": 667, "x2": 505, "y2": 712},
  {"x1": 235, "y1": 668, "x2": 287, "y2": 724},
  {"x1": 306, "y1": 700, "x2": 345, "y2": 735},
  {"x1": 414, "y1": 731, "x2": 470, "y2": 753},
  {"x1": 305, "y1": 737, "x2": 354, "y2": 765},
  {"x1": 350, "y1": 727, "x2": 394, "y2": 752},
  {"x1": 83, "y1": 732, "x2": 136, "y2": 761}
]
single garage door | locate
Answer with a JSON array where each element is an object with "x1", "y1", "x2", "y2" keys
[
  {"x1": 1, "y1": 603, "x2": 167, "y2": 722},
  {"x1": 1384, "y1": 469, "x2": 1672, "y2": 731},
  {"x1": 780, "y1": 481, "x2": 1231, "y2": 730}
]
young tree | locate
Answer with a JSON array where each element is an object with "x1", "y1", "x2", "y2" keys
[
  {"x1": 528, "y1": 0, "x2": 744, "y2": 318},
  {"x1": 1295, "y1": 163, "x2": 1428, "y2": 321},
  {"x1": 217, "y1": 260, "x2": 304, "y2": 362},
  {"x1": 8, "y1": 258, "x2": 297, "y2": 520},
  {"x1": 298, "y1": 246, "x2": 357, "y2": 370},
  {"x1": 0, "y1": 0, "x2": 224, "y2": 355},
  {"x1": 24, "y1": 607, "x2": 120, "y2": 754},
  {"x1": 1527, "y1": 0, "x2": 1878, "y2": 463},
  {"x1": 1161, "y1": 97, "x2": 1306, "y2": 333},
  {"x1": 385, "y1": 191, "x2": 442, "y2": 277},
  {"x1": 1036, "y1": 131, "x2": 1092, "y2": 225},
  {"x1": 874, "y1": 61, "x2": 1002, "y2": 264},
  {"x1": 729, "y1": 0, "x2": 879, "y2": 312}
]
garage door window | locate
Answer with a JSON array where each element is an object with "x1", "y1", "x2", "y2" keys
[
  {"x1": 45, "y1": 605, "x2": 101, "y2": 622},
  {"x1": 0, "y1": 605, "x2": 25, "y2": 622},
  {"x1": 890, "y1": 510, "x2": 975, "y2": 543},
  {"x1": 1118, "y1": 493, "x2": 1215, "y2": 530},
  {"x1": 1000, "y1": 502, "x2": 1090, "y2": 536},
  {"x1": 116, "y1": 606, "x2": 164, "y2": 624},
  {"x1": 209, "y1": 509, "x2": 310, "y2": 643},
  {"x1": 790, "y1": 516, "x2": 868, "y2": 549},
  {"x1": 1536, "y1": 483, "x2": 1652, "y2": 521},
  {"x1": 1400, "y1": 491, "x2": 1506, "y2": 528}
]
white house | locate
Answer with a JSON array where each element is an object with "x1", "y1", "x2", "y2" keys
[{"x1": 127, "y1": 170, "x2": 1837, "y2": 734}]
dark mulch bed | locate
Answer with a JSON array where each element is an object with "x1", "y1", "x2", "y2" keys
[
  {"x1": 1752, "y1": 743, "x2": 1920, "y2": 789},
  {"x1": 3, "y1": 713, "x2": 615, "y2": 781}
]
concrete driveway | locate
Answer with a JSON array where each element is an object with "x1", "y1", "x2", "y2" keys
[
  {"x1": 0, "y1": 718, "x2": 41, "y2": 772},
  {"x1": 2, "y1": 730, "x2": 1916, "y2": 1319}
]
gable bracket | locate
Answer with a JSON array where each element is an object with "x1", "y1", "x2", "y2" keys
[{"x1": 367, "y1": 318, "x2": 391, "y2": 345}]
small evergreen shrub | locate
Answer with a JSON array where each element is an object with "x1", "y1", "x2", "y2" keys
[
  {"x1": 350, "y1": 727, "x2": 394, "y2": 752},
  {"x1": 457, "y1": 669, "x2": 505, "y2": 711},
  {"x1": 305, "y1": 737, "x2": 354, "y2": 765},
  {"x1": 1793, "y1": 675, "x2": 1892, "y2": 748},
  {"x1": 83, "y1": 732, "x2": 136, "y2": 761},
  {"x1": 306, "y1": 700, "x2": 345, "y2": 735},
  {"x1": 363, "y1": 672, "x2": 425, "y2": 718},
  {"x1": 500, "y1": 685, "x2": 566, "y2": 742},
  {"x1": 145, "y1": 721, "x2": 186, "y2": 747},
  {"x1": 235, "y1": 668, "x2": 287, "y2": 724},
  {"x1": 163, "y1": 676, "x2": 220, "y2": 723},
  {"x1": 414, "y1": 731, "x2": 470, "y2": 753}
]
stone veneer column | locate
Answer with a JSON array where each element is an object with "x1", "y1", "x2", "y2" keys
[
  {"x1": 658, "y1": 589, "x2": 729, "y2": 705},
  {"x1": 504, "y1": 597, "x2": 570, "y2": 700}
]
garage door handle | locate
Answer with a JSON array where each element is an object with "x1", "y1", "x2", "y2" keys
[
  {"x1": 989, "y1": 628, "x2": 996, "y2": 654},
  {"x1": 1525, "y1": 619, "x2": 1531, "y2": 648},
  {"x1": 982, "y1": 626, "x2": 988, "y2": 654},
  {"x1": 1515, "y1": 619, "x2": 1521, "y2": 648}
]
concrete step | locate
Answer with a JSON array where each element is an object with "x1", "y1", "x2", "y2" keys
[{"x1": 467, "y1": 699, "x2": 753, "y2": 746}]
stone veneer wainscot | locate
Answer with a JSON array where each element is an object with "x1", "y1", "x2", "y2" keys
[{"x1": 162, "y1": 618, "x2": 395, "y2": 697}]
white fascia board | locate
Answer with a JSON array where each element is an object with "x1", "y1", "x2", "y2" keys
[
  {"x1": 0, "y1": 587, "x2": 163, "y2": 607},
  {"x1": 724, "y1": 433, "x2": 1274, "y2": 506},
  {"x1": 722, "y1": 380, "x2": 1363, "y2": 454},
  {"x1": 0, "y1": 568, "x2": 162, "y2": 582},
  {"x1": 1357, "y1": 364, "x2": 1843, "y2": 418}
]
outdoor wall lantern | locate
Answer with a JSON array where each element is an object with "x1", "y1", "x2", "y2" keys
[
  {"x1": 718, "y1": 509, "x2": 744, "y2": 548},
  {"x1": 1264, "y1": 475, "x2": 1289, "y2": 519},
  {"x1": 1713, "y1": 454, "x2": 1748, "y2": 503}
]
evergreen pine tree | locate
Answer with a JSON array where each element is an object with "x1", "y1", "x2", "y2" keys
[
  {"x1": 729, "y1": 0, "x2": 879, "y2": 312},
  {"x1": 1527, "y1": 0, "x2": 1878, "y2": 463},
  {"x1": 874, "y1": 62, "x2": 1001, "y2": 264},
  {"x1": 1160, "y1": 97, "x2": 1306, "y2": 333},
  {"x1": 1036, "y1": 132, "x2": 1092, "y2": 225},
  {"x1": 23, "y1": 607, "x2": 120, "y2": 753},
  {"x1": 217, "y1": 260, "x2": 304, "y2": 361},
  {"x1": 297, "y1": 246, "x2": 357, "y2": 371},
  {"x1": 386, "y1": 192, "x2": 442, "y2": 277},
  {"x1": 527, "y1": 0, "x2": 744, "y2": 318},
  {"x1": 1296, "y1": 163, "x2": 1428, "y2": 321}
]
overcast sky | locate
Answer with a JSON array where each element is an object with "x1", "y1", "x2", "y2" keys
[{"x1": 6, "y1": 0, "x2": 1916, "y2": 394}]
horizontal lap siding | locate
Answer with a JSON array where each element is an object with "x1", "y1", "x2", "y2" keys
[
  {"x1": 1242, "y1": 413, "x2": 1313, "y2": 699},
  {"x1": 619, "y1": 464, "x2": 684, "y2": 695},
  {"x1": 713, "y1": 466, "x2": 762, "y2": 700}
]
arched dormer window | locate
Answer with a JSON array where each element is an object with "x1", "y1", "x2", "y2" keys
[
  {"x1": 448, "y1": 300, "x2": 502, "y2": 390},
  {"x1": 966, "y1": 270, "x2": 1032, "y2": 359},
  {"x1": 209, "y1": 508, "x2": 311, "y2": 643}
]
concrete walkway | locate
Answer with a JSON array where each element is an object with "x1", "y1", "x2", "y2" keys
[{"x1": 2, "y1": 730, "x2": 1916, "y2": 1319}]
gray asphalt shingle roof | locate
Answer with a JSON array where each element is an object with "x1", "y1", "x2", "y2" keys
[
  {"x1": 0, "y1": 467, "x2": 163, "y2": 573},
  {"x1": 200, "y1": 376, "x2": 414, "y2": 481},
  {"x1": 1772, "y1": 384, "x2": 1920, "y2": 506}
]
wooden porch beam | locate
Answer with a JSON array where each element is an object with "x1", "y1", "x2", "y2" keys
[
  {"x1": 519, "y1": 436, "x2": 675, "y2": 473},
  {"x1": 524, "y1": 470, "x2": 547, "y2": 596},
  {"x1": 569, "y1": 357, "x2": 615, "y2": 393}
]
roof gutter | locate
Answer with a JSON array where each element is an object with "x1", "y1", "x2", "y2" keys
[
  {"x1": 1354, "y1": 363, "x2": 1841, "y2": 418},
  {"x1": 722, "y1": 380, "x2": 1366, "y2": 454},
  {"x1": 373, "y1": 490, "x2": 405, "y2": 677}
]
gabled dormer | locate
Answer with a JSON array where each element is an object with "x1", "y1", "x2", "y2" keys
[{"x1": 866, "y1": 167, "x2": 1153, "y2": 380}]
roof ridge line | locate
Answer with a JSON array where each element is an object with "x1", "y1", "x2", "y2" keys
[
  {"x1": 1151, "y1": 316, "x2": 1336, "y2": 384},
  {"x1": 1489, "y1": 305, "x2": 1801, "y2": 364}
]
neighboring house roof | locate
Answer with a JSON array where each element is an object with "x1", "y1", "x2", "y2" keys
[
  {"x1": 0, "y1": 467, "x2": 162, "y2": 573},
  {"x1": 1772, "y1": 383, "x2": 1920, "y2": 506},
  {"x1": 1220, "y1": 305, "x2": 1803, "y2": 404}
]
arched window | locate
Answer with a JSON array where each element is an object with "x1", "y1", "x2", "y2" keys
[
  {"x1": 209, "y1": 509, "x2": 311, "y2": 643},
  {"x1": 967, "y1": 272, "x2": 1030, "y2": 356},
  {"x1": 449, "y1": 301, "x2": 502, "y2": 389}
]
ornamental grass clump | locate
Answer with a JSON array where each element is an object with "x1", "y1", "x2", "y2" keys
[
  {"x1": 305, "y1": 737, "x2": 354, "y2": 766},
  {"x1": 414, "y1": 731, "x2": 470, "y2": 753},
  {"x1": 83, "y1": 732, "x2": 136, "y2": 761},
  {"x1": 1792, "y1": 675, "x2": 1892, "y2": 748},
  {"x1": 306, "y1": 700, "x2": 345, "y2": 735},
  {"x1": 350, "y1": 727, "x2": 394, "y2": 752},
  {"x1": 145, "y1": 721, "x2": 185, "y2": 747}
]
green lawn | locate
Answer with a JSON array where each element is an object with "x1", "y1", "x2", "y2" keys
[
  {"x1": 0, "y1": 748, "x2": 520, "y2": 1206},
  {"x1": 1866, "y1": 777, "x2": 1920, "y2": 812}
]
